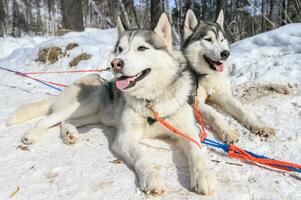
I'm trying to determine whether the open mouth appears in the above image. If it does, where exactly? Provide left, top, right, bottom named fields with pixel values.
left=115, top=68, right=151, bottom=90
left=204, top=55, right=224, bottom=72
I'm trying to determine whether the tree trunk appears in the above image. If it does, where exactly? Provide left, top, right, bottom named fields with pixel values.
left=0, top=0, right=5, bottom=36
left=281, top=0, right=287, bottom=25
left=121, top=0, right=138, bottom=28
left=216, top=0, right=225, bottom=20
left=150, top=0, right=162, bottom=28
left=202, top=0, right=207, bottom=19
left=261, top=0, right=265, bottom=32
left=185, top=0, right=194, bottom=10
left=269, top=0, right=274, bottom=21
left=61, top=0, right=84, bottom=31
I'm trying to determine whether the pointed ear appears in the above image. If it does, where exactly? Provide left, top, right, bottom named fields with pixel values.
left=184, top=9, right=198, bottom=40
left=216, top=10, right=224, bottom=29
left=116, top=16, right=125, bottom=37
left=154, top=13, right=172, bottom=47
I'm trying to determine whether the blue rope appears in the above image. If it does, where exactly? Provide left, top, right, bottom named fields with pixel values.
left=0, top=66, right=62, bottom=91
left=202, top=138, right=301, bottom=173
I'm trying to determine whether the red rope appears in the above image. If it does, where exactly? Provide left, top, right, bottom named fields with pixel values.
left=14, top=67, right=109, bottom=88
left=23, top=68, right=108, bottom=75
left=16, top=73, right=67, bottom=87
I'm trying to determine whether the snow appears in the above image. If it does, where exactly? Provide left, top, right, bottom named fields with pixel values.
left=230, top=24, right=301, bottom=88
left=0, top=25, right=301, bottom=200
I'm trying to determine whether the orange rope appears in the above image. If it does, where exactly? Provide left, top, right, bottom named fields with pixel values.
left=151, top=98, right=301, bottom=173
left=193, top=98, right=207, bottom=141
left=151, top=110, right=202, bottom=149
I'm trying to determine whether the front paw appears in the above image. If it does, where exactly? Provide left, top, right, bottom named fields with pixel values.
left=21, top=129, right=42, bottom=145
left=140, top=170, right=166, bottom=195
left=250, top=124, right=275, bottom=137
left=221, top=130, right=240, bottom=144
left=60, top=123, right=79, bottom=145
left=191, top=168, right=216, bottom=195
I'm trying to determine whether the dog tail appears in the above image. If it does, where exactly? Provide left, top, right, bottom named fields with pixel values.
left=6, top=99, right=52, bottom=126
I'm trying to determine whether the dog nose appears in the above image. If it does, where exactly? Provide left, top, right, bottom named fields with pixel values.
left=221, top=50, right=230, bottom=60
left=111, top=58, right=124, bottom=72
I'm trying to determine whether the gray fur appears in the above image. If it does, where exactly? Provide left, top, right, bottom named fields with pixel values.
left=183, top=22, right=224, bottom=48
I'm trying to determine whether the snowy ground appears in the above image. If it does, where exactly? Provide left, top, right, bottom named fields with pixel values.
left=0, top=25, right=300, bottom=200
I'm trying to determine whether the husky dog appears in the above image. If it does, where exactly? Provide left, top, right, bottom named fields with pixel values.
left=110, top=13, right=215, bottom=195
left=182, top=9, right=275, bottom=143
left=7, top=13, right=216, bottom=195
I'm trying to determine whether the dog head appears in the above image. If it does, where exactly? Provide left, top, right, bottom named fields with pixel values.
left=111, top=13, right=185, bottom=100
left=183, top=9, right=230, bottom=74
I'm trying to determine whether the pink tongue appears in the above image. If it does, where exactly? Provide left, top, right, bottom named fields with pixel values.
left=214, top=63, right=224, bottom=72
left=116, top=76, right=137, bottom=90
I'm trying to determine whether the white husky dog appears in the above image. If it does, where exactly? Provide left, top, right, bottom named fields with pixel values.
left=7, top=13, right=216, bottom=195
left=183, top=9, right=275, bottom=143
left=110, top=13, right=215, bottom=195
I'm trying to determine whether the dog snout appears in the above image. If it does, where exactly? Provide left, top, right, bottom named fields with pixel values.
left=111, top=58, right=124, bottom=72
left=221, top=50, right=230, bottom=60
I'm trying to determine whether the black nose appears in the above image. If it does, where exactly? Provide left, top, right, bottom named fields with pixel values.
left=221, top=50, right=230, bottom=60
left=111, top=58, right=124, bottom=73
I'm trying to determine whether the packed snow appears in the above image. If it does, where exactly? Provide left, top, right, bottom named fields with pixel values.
left=0, top=25, right=300, bottom=200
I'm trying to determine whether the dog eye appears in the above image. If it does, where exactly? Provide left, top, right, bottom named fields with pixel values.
left=137, top=46, right=148, bottom=51
left=204, top=38, right=212, bottom=42
left=221, top=39, right=224, bottom=42
left=117, top=46, right=123, bottom=53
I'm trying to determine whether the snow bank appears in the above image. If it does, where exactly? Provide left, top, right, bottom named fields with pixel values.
left=0, top=25, right=300, bottom=200
left=230, top=24, right=301, bottom=88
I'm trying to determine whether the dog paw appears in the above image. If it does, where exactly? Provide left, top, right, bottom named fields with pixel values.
left=140, top=170, right=166, bottom=195
left=191, top=168, right=216, bottom=195
left=250, top=125, right=275, bottom=137
left=21, top=132, right=39, bottom=145
left=221, top=130, right=239, bottom=144
left=61, top=123, right=79, bottom=145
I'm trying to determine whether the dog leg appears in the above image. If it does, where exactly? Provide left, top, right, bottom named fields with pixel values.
left=214, top=95, right=275, bottom=137
left=199, top=102, right=240, bottom=143
left=21, top=107, right=77, bottom=144
left=197, top=86, right=239, bottom=143
left=60, top=112, right=103, bottom=145
left=175, top=105, right=216, bottom=195
left=112, top=109, right=166, bottom=195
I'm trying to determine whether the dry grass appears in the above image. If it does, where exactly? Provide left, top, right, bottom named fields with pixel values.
left=236, top=83, right=300, bottom=103
left=36, top=46, right=64, bottom=64
left=69, top=53, right=92, bottom=67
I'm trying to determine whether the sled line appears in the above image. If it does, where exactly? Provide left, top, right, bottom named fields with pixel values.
left=150, top=98, right=301, bottom=174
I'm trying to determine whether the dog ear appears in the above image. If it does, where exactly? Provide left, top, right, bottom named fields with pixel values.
left=184, top=9, right=198, bottom=40
left=116, top=16, right=125, bottom=37
left=216, top=10, right=224, bottom=29
left=154, top=12, right=172, bottom=47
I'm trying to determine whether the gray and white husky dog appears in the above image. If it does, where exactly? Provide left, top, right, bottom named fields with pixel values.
left=183, top=9, right=275, bottom=143
left=7, top=13, right=216, bottom=195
